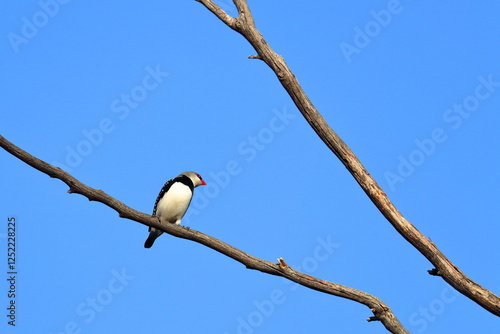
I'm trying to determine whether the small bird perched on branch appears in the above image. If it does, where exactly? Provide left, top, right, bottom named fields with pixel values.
left=144, top=171, right=206, bottom=248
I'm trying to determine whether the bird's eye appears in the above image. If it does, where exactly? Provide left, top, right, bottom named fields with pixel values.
left=196, top=174, right=203, bottom=180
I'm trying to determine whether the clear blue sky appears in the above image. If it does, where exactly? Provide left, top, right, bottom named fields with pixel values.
left=1, top=1, right=500, bottom=333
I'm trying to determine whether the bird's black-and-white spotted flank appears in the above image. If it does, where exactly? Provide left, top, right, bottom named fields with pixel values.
left=144, top=171, right=206, bottom=248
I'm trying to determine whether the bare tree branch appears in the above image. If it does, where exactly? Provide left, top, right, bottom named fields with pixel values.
left=195, top=0, right=500, bottom=316
left=0, top=134, right=410, bottom=333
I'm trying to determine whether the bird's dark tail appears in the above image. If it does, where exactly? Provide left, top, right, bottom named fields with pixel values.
left=144, top=235, right=155, bottom=248
left=144, top=228, right=161, bottom=248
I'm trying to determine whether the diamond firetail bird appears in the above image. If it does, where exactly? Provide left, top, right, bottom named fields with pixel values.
left=144, top=171, right=206, bottom=248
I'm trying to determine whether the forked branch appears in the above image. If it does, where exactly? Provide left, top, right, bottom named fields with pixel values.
left=0, top=135, right=409, bottom=333
left=195, top=0, right=500, bottom=316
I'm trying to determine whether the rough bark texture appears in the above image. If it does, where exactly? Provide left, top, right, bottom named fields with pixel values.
left=0, top=134, right=408, bottom=333
left=2, top=1, right=499, bottom=332
left=195, top=0, right=500, bottom=317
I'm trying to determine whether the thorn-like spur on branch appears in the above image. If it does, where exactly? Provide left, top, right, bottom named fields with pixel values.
left=0, top=134, right=408, bottom=334
left=277, top=257, right=289, bottom=269
left=428, top=268, right=441, bottom=276
left=196, top=0, right=500, bottom=318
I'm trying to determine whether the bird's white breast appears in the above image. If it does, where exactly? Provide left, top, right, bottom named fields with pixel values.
left=156, top=182, right=193, bottom=224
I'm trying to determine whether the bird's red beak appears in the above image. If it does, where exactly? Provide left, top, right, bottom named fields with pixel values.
left=200, top=180, right=207, bottom=186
